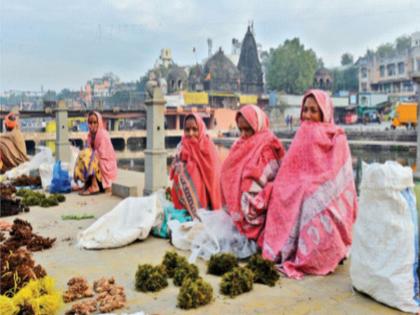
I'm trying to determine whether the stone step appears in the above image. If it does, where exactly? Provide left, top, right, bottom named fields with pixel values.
left=111, top=169, right=145, bottom=198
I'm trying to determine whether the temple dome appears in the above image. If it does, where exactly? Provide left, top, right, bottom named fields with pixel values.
left=202, top=48, right=240, bottom=92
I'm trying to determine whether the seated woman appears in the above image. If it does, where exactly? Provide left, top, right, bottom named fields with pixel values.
left=74, top=111, right=117, bottom=195
left=0, top=113, right=29, bottom=173
left=170, top=113, right=222, bottom=218
left=78, top=113, right=222, bottom=249
left=262, top=89, right=358, bottom=279
left=220, top=105, right=285, bottom=246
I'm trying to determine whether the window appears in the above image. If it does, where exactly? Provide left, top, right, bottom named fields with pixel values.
left=398, top=62, right=405, bottom=74
left=417, top=59, right=420, bottom=71
left=361, top=68, right=368, bottom=78
left=361, top=83, right=367, bottom=92
left=380, top=65, right=385, bottom=77
left=393, top=82, right=401, bottom=93
left=403, top=81, right=414, bottom=92
left=387, top=64, right=395, bottom=76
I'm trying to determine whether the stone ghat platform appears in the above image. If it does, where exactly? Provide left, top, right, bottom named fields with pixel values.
left=0, top=170, right=406, bottom=315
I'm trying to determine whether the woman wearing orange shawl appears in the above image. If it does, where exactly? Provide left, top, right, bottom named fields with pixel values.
left=0, top=113, right=29, bottom=173
left=220, top=105, right=285, bottom=245
left=170, top=113, right=222, bottom=218
left=262, top=89, right=358, bottom=279
left=74, top=111, right=117, bottom=195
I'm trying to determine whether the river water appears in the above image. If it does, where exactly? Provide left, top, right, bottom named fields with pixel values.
left=117, top=143, right=416, bottom=193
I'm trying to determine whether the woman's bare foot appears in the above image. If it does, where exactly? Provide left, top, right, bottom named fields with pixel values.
left=72, top=185, right=82, bottom=192
left=78, top=190, right=91, bottom=196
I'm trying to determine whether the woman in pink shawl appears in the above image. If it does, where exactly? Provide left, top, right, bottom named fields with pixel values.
left=74, top=111, right=117, bottom=195
left=170, top=113, right=222, bottom=218
left=262, top=89, right=358, bottom=279
left=221, top=105, right=285, bottom=246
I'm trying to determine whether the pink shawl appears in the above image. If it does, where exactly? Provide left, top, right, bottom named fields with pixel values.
left=87, top=111, right=117, bottom=188
left=221, top=105, right=285, bottom=243
left=170, top=113, right=222, bottom=218
left=262, top=89, right=358, bottom=279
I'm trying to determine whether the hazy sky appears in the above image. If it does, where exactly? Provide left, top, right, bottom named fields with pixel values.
left=1, top=0, right=420, bottom=91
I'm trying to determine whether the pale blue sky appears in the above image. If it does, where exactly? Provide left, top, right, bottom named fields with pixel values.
left=1, top=0, right=419, bottom=91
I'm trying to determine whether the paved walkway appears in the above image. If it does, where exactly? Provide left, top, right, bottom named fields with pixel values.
left=1, top=172, right=405, bottom=315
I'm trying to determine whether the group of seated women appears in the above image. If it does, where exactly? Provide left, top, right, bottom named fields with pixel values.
left=75, top=89, right=357, bottom=279
left=168, top=89, right=357, bottom=279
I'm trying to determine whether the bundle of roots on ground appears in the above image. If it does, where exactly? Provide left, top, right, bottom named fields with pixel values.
left=0, top=183, right=17, bottom=197
left=207, top=253, right=239, bottom=276
left=0, top=197, right=29, bottom=217
left=0, top=276, right=62, bottom=315
left=65, top=299, right=97, bottom=315
left=0, top=184, right=29, bottom=217
left=0, top=246, right=47, bottom=297
left=12, top=175, right=42, bottom=187
left=135, top=264, right=168, bottom=292
left=246, top=254, right=279, bottom=286
left=62, top=277, right=94, bottom=303
left=173, top=263, right=200, bottom=287
left=2, top=219, right=56, bottom=252
left=93, top=277, right=126, bottom=313
left=220, top=267, right=254, bottom=298
left=17, top=189, right=65, bottom=208
left=177, top=277, right=213, bottom=310
left=161, top=251, right=188, bottom=278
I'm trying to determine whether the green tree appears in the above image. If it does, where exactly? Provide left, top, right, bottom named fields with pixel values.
left=376, top=43, right=394, bottom=58
left=43, top=90, right=57, bottom=102
left=109, top=90, right=130, bottom=105
left=265, top=38, right=318, bottom=94
left=137, top=74, right=148, bottom=92
left=331, top=66, right=358, bottom=93
left=395, top=35, right=411, bottom=52
left=341, top=53, right=354, bottom=66
left=57, top=88, right=73, bottom=100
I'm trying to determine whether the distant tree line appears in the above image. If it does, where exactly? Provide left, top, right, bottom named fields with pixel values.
left=263, top=38, right=358, bottom=95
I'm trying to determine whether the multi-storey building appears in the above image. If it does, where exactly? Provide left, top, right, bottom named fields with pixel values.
left=357, top=32, right=420, bottom=99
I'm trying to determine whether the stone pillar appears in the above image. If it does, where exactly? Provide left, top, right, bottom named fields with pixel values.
left=175, top=114, right=180, bottom=130
left=55, top=100, right=71, bottom=163
left=143, top=84, right=167, bottom=195
left=413, top=72, right=420, bottom=182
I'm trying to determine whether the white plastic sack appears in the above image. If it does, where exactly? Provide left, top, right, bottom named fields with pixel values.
left=78, top=191, right=165, bottom=249
left=68, top=145, right=80, bottom=177
left=39, top=163, right=53, bottom=190
left=167, top=220, right=204, bottom=251
left=350, top=161, right=420, bottom=313
left=169, top=209, right=257, bottom=263
left=5, top=146, right=54, bottom=179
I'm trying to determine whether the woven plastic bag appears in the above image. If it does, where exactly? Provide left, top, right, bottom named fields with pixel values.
left=350, top=161, right=420, bottom=313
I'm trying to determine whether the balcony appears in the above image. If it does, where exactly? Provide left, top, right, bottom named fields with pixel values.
left=411, top=71, right=420, bottom=83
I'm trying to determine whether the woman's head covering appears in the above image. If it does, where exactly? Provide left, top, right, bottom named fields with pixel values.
left=301, top=89, right=334, bottom=123
left=88, top=111, right=105, bottom=130
left=236, top=104, right=270, bottom=133
left=5, top=113, right=17, bottom=130
left=183, top=113, right=207, bottom=141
